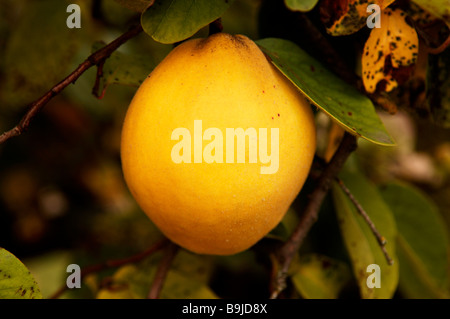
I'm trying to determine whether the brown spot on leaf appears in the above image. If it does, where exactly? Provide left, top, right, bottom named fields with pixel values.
left=362, top=8, right=418, bottom=93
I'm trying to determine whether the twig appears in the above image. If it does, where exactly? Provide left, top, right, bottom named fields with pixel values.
left=147, top=242, right=179, bottom=299
left=270, top=132, right=358, bottom=299
left=0, top=23, right=143, bottom=145
left=335, top=177, right=394, bottom=265
left=50, top=238, right=168, bottom=299
left=92, top=59, right=106, bottom=99
left=427, top=34, right=450, bottom=55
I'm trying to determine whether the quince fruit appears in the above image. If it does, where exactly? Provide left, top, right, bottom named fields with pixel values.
left=121, top=33, right=316, bottom=255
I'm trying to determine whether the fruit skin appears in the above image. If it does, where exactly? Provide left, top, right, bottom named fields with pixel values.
left=120, top=33, right=316, bottom=255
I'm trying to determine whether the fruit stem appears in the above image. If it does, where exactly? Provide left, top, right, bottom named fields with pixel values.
left=209, top=18, right=223, bottom=36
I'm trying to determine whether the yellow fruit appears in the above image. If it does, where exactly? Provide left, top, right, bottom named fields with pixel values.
left=120, top=33, right=316, bottom=255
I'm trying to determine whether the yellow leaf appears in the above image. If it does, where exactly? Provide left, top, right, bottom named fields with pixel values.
left=362, top=8, right=419, bottom=94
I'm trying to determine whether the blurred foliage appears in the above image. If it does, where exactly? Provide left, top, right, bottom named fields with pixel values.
left=0, top=0, right=449, bottom=299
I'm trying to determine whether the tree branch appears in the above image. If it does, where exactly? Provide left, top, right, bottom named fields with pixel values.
left=50, top=238, right=168, bottom=299
left=147, top=242, right=179, bottom=299
left=270, top=131, right=358, bottom=299
left=0, top=23, right=143, bottom=145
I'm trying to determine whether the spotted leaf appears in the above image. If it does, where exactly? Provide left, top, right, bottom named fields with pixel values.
left=362, top=8, right=419, bottom=94
left=320, top=0, right=395, bottom=36
left=411, top=0, right=450, bottom=27
left=0, top=248, right=42, bottom=299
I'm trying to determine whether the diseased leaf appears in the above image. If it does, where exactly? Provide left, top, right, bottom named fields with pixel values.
left=292, top=254, right=352, bottom=299
left=411, top=0, right=450, bottom=26
left=407, top=2, right=442, bottom=27
left=256, top=38, right=395, bottom=146
left=91, top=42, right=161, bottom=96
left=284, top=0, right=319, bottom=12
left=0, top=248, right=42, bottom=299
left=320, top=0, right=395, bottom=36
left=141, top=0, right=235, bottom=44
left=380, top=182, right=450, bottom=298
left=332, top=167, right=398, bottom=298
left=362, top=8, right=419, bottom=94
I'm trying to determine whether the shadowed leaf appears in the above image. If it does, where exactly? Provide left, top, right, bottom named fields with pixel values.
left=141, top=0, right=235, bottom=44
left=380, top=182, right=450, bottom=298
left=411, top=0, right=450, bottom=26
left=292, top=254, right=352, bottom=299
left=332, top=166, right=398, bottom=298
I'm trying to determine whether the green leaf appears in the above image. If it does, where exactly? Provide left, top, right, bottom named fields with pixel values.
left=0, top=248, right=42, bottom=299
left=284, top=0, right=319, bottom=12
left=380, top=182, right=450, bottom=298
left=141, top=0, right=235, bottom=44
left=332, top=168, right=398, bottom=298
left=292, top=254, right=352, bottom=299
left=256, top=38, right=394, bottom=146
left=411, top=0, right=450, bottom=26
left=91, top=42, right=161, bottom=95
